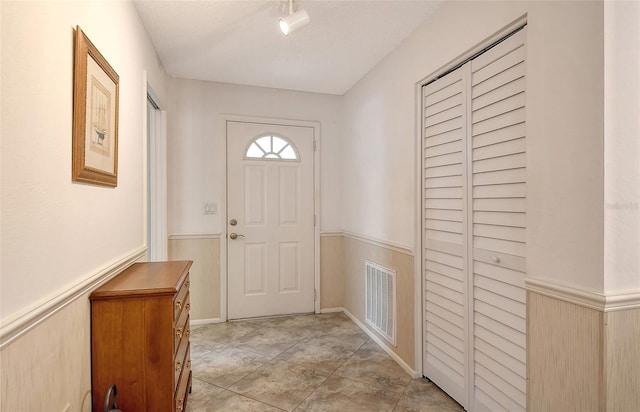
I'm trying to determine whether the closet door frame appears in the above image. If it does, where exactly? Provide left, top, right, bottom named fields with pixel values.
left=413, top=13, right=528, bottom=407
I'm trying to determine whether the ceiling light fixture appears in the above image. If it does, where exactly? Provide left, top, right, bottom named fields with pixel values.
left=279, top=0, right=310, bottom=36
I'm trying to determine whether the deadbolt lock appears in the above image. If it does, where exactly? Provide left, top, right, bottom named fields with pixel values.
left=229, top=218, right=237, bottom=226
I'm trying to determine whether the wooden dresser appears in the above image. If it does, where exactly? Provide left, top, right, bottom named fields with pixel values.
left=90, top=261, right=193, bottom=412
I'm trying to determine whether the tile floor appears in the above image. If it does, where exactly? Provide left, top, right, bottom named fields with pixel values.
left=186, top=312, right=463, bottom=412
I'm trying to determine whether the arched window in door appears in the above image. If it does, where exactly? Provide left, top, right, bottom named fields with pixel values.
left=245, top=134, right=299, bottom=160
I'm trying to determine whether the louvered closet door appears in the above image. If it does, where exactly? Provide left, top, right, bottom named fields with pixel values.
left=423, top=26, right=527, bottom=412
left=422, top=64, right=470, bottom=408
left=470, top=28, right=527, bottom=412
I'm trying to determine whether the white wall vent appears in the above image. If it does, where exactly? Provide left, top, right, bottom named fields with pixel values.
left=365, top=260, right=396, bottom=346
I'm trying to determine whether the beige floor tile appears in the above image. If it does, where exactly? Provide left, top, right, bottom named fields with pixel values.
left=192, top=346, right=271, bottom=388
left=335, top=339, right=412, bottom=393
left=294, top=375, right=402, bottom=412
left=393, top=379, right=464, bottom=412
left=186, top=378, right=225, bottom=411
left=228, top=360, right=329, bottom=411
left=191, top=321, right=259, bottom=345
left=232, top=326, right=300, bottom=358
left=272, top=333, right=364, bottom=375
left=189, top=389, right=285, bottom=412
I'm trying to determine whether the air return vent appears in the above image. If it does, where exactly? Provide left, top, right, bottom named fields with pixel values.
left=365, top=260, right=396, bottom=345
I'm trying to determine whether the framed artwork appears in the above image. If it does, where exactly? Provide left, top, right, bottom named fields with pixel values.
left=72, top=26, right=119, bottom=187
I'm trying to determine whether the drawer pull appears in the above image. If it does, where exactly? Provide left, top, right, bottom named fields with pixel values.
left=186, top=329, right=190, bottom=338
left=185, top=303, right=191, bottom=311
left=186, top=360, right=191, bottom=369
left=175, top=300, right=182, bottom=311
left=176, top=360, right=182, bottom=372
left=176, top=328, right=183, bottom=339
left=177, top=399, right=184, bottom=412
left=185, top=280, right=190, bottom=288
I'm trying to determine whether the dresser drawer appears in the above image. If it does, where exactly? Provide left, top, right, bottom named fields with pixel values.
left=174, top=293, right=190, bottom=350
left=175, top=344, right=191, bottom=412
left=174, top=275, right=190, bottom=321
left=174, top=318, right=190, bottom=388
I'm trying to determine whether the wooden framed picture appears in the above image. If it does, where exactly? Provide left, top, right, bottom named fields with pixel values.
left=72, top=26, right=119, bottom=187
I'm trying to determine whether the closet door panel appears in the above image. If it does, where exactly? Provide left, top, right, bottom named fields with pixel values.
left=423, top=26, right=527, bottom=412
left=473, top=182, right=526, bottom=199
left=474, top=211, right=526, bottom=229
left=423, top=65, right=469, bottom=408
left=472, top=92, right=526, bottom=123
left=473, top=152, right=526, bottom=173
left=425, top=128, right=463, bottom=148
left=473, top=138, right=526, bottom=161
left=472, top=123, right=525, bottom=149
left=425, top=208, right=463, bottom=222
left=475, top=315, right=527, bottom=353
left=473, top=198, right=525, bottom=213
left=471, top=27, right=527, bottom=412
left=426, top=140, right=463, bottom=158
left=472, top=107, right=525, bottom=136
left=473, top=77, right=526, bottom=111
left=472, top=63, right=525, bottom=100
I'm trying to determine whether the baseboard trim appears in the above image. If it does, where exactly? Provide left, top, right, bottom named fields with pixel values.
left=190, top=318, right=223, bottom=326
left=525, top=277, right=640, bottom=312
left=341, top=308, right=420, bottom=379
left=0, top=247, right=147, bottom=349
left=319, top=307, right=344, bottom=314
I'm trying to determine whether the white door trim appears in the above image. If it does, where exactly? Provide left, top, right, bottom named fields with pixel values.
left=220, top=114, right=321, bottom=321
left=144, top=75, right=168, bottom=261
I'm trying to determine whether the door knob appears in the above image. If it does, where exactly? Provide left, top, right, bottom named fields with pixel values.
left=229, top=233, right=245, bottom=240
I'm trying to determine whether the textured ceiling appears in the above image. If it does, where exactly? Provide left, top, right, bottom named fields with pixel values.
left=134, top=0, right=442, bottom=95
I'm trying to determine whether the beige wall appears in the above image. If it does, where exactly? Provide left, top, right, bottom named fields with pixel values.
left=1, top=296, right=93, bottom=412
left=527, top=292, right=605, bottom=411
left=604, top=308, right=640, bottom=411
left=320, top=235, right=345, bottom=310
left=604, top=0, right=640, bottom=292
left=1, top=1, right=167, bottom=410
left=1, top=0, right=167, bottom=322
left=528, top=292, right=640, bottom=411
left=168, top=237, right=221, bottom=321
left=342, top=235, right=415, bottom=367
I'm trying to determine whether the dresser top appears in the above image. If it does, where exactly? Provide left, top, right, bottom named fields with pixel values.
left=90, top=261, right=193, bottom=300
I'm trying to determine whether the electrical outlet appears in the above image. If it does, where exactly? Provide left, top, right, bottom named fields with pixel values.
left=62, top=403, right=71, bottom=412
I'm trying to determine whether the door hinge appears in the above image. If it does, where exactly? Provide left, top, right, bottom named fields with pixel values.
left=314, top=289, right=317, bottom=301
left=314, top=214, right=316, bottom=226
left=313, top=140, right=317, bottom=152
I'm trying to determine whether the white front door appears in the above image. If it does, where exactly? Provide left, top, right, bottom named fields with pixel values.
left=227, top=121, right=315, bottom=319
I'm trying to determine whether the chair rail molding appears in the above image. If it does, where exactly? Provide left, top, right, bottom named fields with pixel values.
left=525, top=276, right=640, bottom=312
left=168, top=233, right=222, bottom=240
left=0, top=247, right=147, bottom=348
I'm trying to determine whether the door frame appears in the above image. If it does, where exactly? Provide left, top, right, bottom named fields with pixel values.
left=220, top=114, right=321, bottom=321
left=143, top=76, right=168, bottom=261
